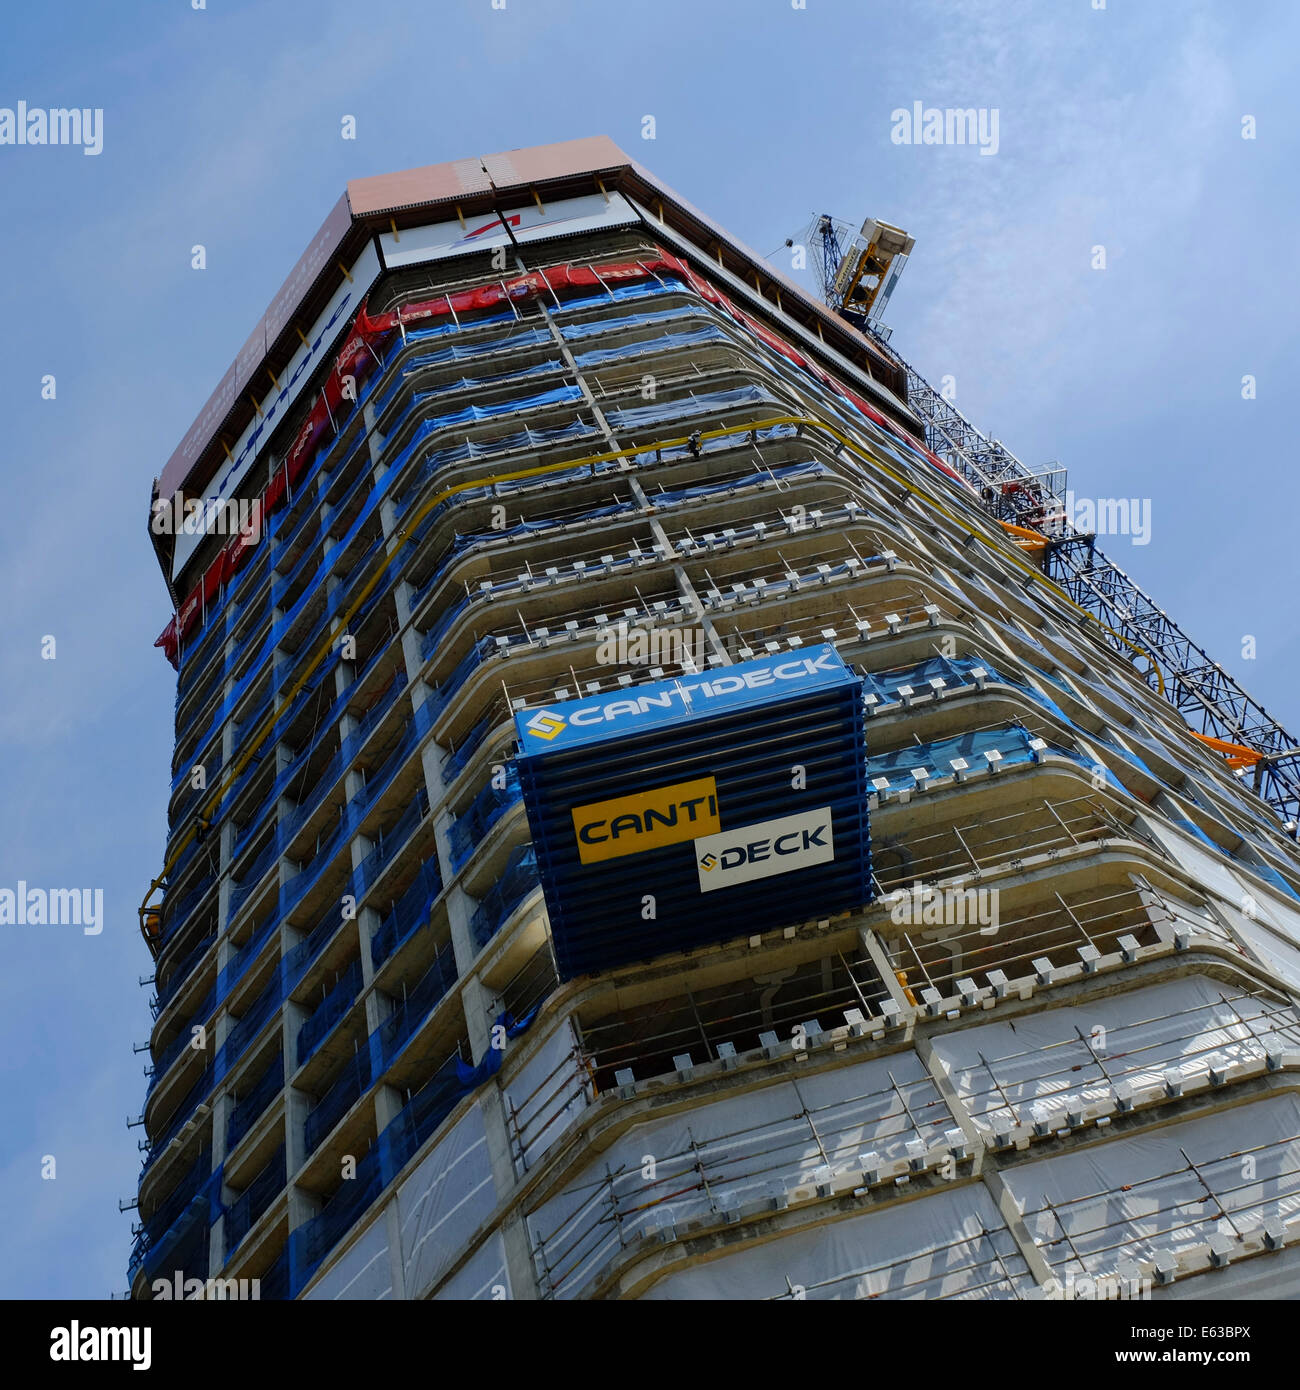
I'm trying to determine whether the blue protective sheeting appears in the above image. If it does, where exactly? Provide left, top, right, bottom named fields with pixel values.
left=605, top=384, right=776, bottom=431
left=469, top=844, right=539, bottom=948
left=1171, top=814, right=1300, bottom=901
left=860, top=656, right=1157, bottom=786
left=370, top=328, right=555, bottom=418
left=572, top=324, right=727, bottom=369
left=649, top=459, right=826, bottom=508
left=449, top=766, right=522, bottom=870
left=560, top=303, right=702, bottom=342
left=443, top=716, right=492, bottom=786
left=861, top=655, right=990, bottom=706
left=864, top=725, right=1101, bottom=792
left=454, top=1008, right=539, bottom=1088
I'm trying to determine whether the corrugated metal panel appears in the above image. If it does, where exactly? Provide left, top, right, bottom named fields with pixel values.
left=516, top=647, right=870, bottom=980
left=480, top=136, right=629, bottom=191
left=158, top=192, right=354, bottom=501
left=159, top=142, right=630, bottom=503
left=153, top=133, right=904, bottom=529
left=347, top=158, right=494, bottom=217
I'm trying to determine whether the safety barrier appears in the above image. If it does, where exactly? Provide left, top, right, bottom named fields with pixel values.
left=212, top=970, right=283, bottom=1082
left=147, top=986, right=216, bottom=1096
left=215, top=911, right=280, bottom=1001
left=297, top=959, right=365, bottom=1067
left=442, top=715, right=493, bottom=787
left=375, top=1052, right=465, bottom=1180
left=933, top=978, right=1300, bottom=1134
left=304, top=1053, right=372, bottom=1156
left=374, top=941, right=458, bottom=1073
left=1006, top=1094, right=1300, bottom=1289
left=283, top=904, right=346, bottom=985
left=354, top=789, right=432, bottom=903
left=143, top=1063, right=215, bottom=1171
left=863, top=724, right=1094, bottom=796
left=154, top=933, right=217, bottom=1016
left=135, top=1145, right=213, bottom=1265
left=449, top=766, right=521, bottom=870
left=139, top=1196, right=213, bottom=1288
left=160, top=872, right=217, bottom=948
left=529, top=1045, right=956, bottom=1298
left=369, top=854, right=443, bottom=970
left=469, top=845, right=539, bottom=950
left=227, top=1052, right=284, bottom=1152
left=223, top=1143, right=287, bottom=1256
left=871, top=792, right=1146, bottom=894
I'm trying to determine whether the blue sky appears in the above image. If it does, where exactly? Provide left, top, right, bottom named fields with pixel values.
left=0, top=0, right=1295, bottom=1297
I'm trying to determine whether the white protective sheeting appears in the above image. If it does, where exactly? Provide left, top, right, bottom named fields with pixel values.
left=503, top=1018, right=590, bottom=1175
left=304, top=1214, right=393, bottom=1300
left=433, top=1230, right=511, bottom=1301
left=528, top=1047, right=955, bottom=1298
left=641, top=1182, right=1031, bottom=1300
left=1002, top=1094, right=1300, bottom=1277
left=395, top=1101, right=497, bottom=1297
left=1149, top=818, right=1248, bottom=911
left=1147, top=816, right=1299, bottom=934
left=930, top=974, right=1299, bottom=1130
left=1226, top=908, right=1300, bottom=994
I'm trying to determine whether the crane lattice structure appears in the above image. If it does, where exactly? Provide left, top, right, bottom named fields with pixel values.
left=878, top=334, right=1300, bottom=831
left=806, top=214, right=1300, bottom=830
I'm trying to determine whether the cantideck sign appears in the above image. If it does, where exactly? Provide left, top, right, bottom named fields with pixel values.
left=516, top=646, right=871, bottom=979
left=523, top=651, right=848, bottom=750
left=695, top=807, right=834, bottom=892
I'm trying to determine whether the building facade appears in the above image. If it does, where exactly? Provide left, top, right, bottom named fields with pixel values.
left=132, top=137, right=1300, bottom=1302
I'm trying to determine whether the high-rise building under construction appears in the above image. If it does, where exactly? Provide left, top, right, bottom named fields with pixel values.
left=133, top=136, right=1300, bottom=1302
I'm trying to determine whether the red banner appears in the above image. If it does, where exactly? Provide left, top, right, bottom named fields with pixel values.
left=155, top=247, right=963, bottom=671
left=155, top=254, right=690, bottom=667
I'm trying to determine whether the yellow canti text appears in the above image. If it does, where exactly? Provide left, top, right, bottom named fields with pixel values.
left=571, top=777, right=721, bottom=865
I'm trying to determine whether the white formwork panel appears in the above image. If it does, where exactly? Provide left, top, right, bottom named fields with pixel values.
left=528, top=1047, right=954, bottom=1299
left=639, top=1182, right=1032, bottom=1301
left=395, top=1101, right=496, bottom=1297
left=503, top=1018, right=590, bottom=1175
left=304, top=1215, right=393, bottom=1300
left=1001, top=1093, right=1300, bottom=1278
left=433, top=1229, right=511, bottom=1301
left=930, top=974, right=1297, bottom=1129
